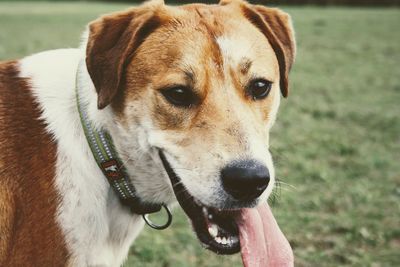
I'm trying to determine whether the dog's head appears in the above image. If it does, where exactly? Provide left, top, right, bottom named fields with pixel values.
left=85, top=0, right=295, bottom=257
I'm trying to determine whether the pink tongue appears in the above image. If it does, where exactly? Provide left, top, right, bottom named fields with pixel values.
left=236, top=204, right=294, bottom=267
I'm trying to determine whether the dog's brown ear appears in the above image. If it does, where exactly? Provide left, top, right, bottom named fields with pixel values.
left=86, top=5, right=162, bottom=109
left=240, top=4, right=296, bottom=97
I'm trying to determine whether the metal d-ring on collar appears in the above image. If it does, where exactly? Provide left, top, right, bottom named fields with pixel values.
left=75, top=60, right=172, bottom=230
left=142, top=205, right=173, bottom=230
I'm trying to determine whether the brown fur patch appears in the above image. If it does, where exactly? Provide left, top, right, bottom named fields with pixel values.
left=192, top=6, right=225, bottom=72
left=0, top=61, right=69, bottom=266
left=0, top=179, right=16, bottom=267
left=86, top=7, right=163, bottom=109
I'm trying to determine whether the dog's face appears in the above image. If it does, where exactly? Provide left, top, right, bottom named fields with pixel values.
left=121, top=7, right=282, bottom=209
left=86, top=0, right=295, bottom=255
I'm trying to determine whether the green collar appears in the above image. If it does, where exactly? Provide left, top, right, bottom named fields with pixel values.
left=75, top=62, right=171, bottom=227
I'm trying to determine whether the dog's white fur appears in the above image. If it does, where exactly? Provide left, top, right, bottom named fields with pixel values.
left=18, top=31, right=279, bottom=266
left=19, top=48, right=141, bottom=266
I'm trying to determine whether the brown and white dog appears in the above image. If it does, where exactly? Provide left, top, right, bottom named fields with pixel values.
left=0, top=0, right=296, bottom=266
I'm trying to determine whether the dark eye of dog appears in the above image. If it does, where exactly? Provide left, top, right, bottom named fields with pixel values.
left=161, top=86, right=197, bottom=108
left=247, top=79, right=272, bottom=100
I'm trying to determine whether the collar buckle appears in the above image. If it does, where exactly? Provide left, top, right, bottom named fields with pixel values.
left=142, top=205, right=173, bottom=230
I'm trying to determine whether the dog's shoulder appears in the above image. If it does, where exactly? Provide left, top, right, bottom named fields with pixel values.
left=0, top=57, right=70, bottom=266
left=0, top=60, right=30, bottom=183
left=0, top=60, right=22, bottom=108
left=0, top=61, right=26, bottom=254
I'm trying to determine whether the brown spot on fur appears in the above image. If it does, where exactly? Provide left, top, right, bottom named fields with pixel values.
left=239, top=58, right=252, bottom=75
left=0, top=61, right=69, bottom=266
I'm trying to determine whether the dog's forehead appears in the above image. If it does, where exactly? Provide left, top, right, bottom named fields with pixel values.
left=124, top=3, right=280, bottom=109
left=148, top=4, right=278, bottom=79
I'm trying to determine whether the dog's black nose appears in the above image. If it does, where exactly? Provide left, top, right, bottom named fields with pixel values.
left=221, top=160, right=270, bottom=201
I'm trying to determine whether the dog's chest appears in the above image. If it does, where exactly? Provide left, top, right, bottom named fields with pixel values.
left=53, top=135, right=146, bottom=267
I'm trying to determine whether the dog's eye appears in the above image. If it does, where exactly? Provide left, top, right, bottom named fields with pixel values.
left=247, top=79, right=272, bottom=100
left=161, top=86, right=197, bottom=108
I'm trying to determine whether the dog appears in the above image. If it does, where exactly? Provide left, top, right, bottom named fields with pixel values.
left=0, top=0, right=296, bottom=266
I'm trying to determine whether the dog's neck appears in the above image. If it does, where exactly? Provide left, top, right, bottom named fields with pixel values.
left=77, top=32, right=174, bottom=203
left=76, top=59, right=166, bottom=215
left=75, top=51, right=174, bottom=205
left=20, top=48, right=146, bottom=266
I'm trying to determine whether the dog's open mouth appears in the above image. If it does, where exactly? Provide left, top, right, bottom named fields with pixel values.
left=159, top=150, right=240, bottom=254
left=159, top=151, right=292, bottom=267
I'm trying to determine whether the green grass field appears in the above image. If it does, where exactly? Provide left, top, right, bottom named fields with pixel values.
left=1, top=2, right=399, bottom=266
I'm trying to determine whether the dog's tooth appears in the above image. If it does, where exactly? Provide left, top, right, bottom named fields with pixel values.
left=215, top=237, right=222, bottom=243
left=231, top=236, right=239, bottom=244
left=208, top=224, right=218, bottom=237
left=221, top=237, right=227, bottom=245
left=208, top=213, right=213, bottom=220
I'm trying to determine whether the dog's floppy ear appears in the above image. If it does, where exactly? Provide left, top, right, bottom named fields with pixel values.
left=239, top=3, right=296, bottom=97
left=86, top=4, right=162, bottom=109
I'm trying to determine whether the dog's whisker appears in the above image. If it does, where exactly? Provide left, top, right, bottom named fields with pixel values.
left=275, top=179, right=297, bottom=191
left=268, top=178, right=283, bottom=204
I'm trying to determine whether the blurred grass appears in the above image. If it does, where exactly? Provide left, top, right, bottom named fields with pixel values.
left=1, top=2, right=399, bottom=266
